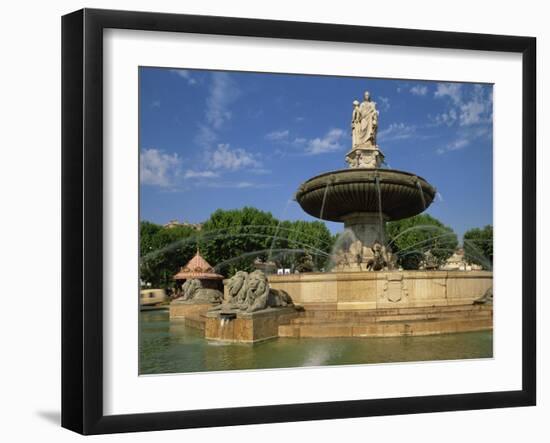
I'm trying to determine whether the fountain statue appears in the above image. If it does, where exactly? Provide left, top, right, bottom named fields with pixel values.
left=295, top=252, right=315, bottom=273
left=346, top=91, right=384, bottom=169
left=205, top=270, right=297, bottom=342
left=332, top=238, right=397, bottom=272
left=296, top=90, right=437, bottom=271
left=419, top=250, right=439, bottom=270
left=180, top=278, right=223, bottom=303
left=211, top=270, right=294, bottom=313
left=474, top=287, right=493, bottom=305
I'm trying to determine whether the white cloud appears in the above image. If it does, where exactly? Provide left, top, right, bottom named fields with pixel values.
left=170, top=69, right=197, bottom=85
left=195, top=124, right=217, bottom=150
left=434, top=83, right=492, bottom=128
left=211, top=143, right=261, bottom=170
left=459, top=86, right=492, bottom=126
left=205, top=72, right=240, bottom=130
left=193, top=73, right=241, bottom=151
left=378, top=96, right=390, bottom=111
left=305, top=128, right=345, bottom=155
left=235, top=182, right=255, bottom=188
left=204, top=180, right=277, bottom=189
left=292, top=137, right=307, bottom=145
left=140, top=148, right=181, bottom=187
left=378, top=123, right=417, bottom=141
left=435, top=83, right=462, bottom=104
left=436, top=124, right=492, bottom=155
left=446, top=139, right=470, bottom=151
left=265, top=129, right=290, bottom=141
left=434, top=108, right=458, bottom=126
left=184, top=170, right=219, bottom=179
left=459, top=100, right=487, bottom=126
left=436, top=139, right=469, bottom=155
left=410, top=85, right=428, bottom=96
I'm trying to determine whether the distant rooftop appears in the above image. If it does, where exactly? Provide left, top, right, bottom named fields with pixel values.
left=164, top=219, right=203, bottom=230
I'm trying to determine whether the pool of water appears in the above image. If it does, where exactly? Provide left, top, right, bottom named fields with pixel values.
left=139, top=310, right=493, bottom=375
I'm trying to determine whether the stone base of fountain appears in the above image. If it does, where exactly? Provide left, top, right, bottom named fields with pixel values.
left=170, top=272, right=492, bottom=340
left=269, top=270, right=492, bottom=311
left=342, top=212, right=387, bottom=246
left=205, top=307, right=299, bottom=343
left=271, top=270, right=493, bottom=338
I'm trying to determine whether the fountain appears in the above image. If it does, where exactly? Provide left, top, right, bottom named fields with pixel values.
left=170, top=89, right=493, bottom=342
left=268, top=90, right=493, bottom=331
left=295, top=90, right=436, bottom=267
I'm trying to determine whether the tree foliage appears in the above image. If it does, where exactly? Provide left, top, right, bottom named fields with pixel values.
left=140, top=222, right=199, bottom=288
left=387, top=214, right=458, bottom=270
left=139, top=207, right=335, bottom=287
left=463, top=225, right=493, bottom=269
left=200, top=207, right=279, bottom=276
left=276, top=220, right=334, bottom=270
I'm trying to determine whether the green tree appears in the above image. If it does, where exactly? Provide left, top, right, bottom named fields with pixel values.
left=198, top=207, right=335, bottom=275
left=139, top=208, right=336, bottom=282
left=387, top=214, right=458, bottom=270
left=463, top=225, right=493, bottom=269
left=283, top=220, right=333, bottom=271
left=200, top=207, right=279, bottom=276
left=140, top=222, right=199, bottom=288
left=140, top=221, right=162, bottom=258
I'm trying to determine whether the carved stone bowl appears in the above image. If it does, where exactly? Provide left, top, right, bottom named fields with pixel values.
left=295, top=168, right=436, bottom=222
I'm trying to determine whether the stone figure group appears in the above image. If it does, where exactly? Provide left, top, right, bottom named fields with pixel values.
left=295, top=252, right=315, bottom=273
left=212, top=270, right=294, bottom=313
left=178, top=278, right=223, bottom=304
left=419, top=250, right=439, bottom=270
left=474, top=287, right=493, bottom=305
left=333, top=239, right=397, bottom=272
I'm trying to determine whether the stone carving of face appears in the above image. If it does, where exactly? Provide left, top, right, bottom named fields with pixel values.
left=364, top=91, right=370, bottom=101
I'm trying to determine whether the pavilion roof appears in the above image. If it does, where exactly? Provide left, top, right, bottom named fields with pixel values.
left=173, top=250, right=223, bottom=280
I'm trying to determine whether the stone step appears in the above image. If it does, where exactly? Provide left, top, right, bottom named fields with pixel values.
left=298, top=305, right=491, bottom=321
left=288, top=315, right=491, bottom=328
left=289, top=309, right=492, bottom=325
left=278, top=317, right=492, bottom=338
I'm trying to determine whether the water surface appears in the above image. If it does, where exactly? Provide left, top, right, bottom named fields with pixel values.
left=139, top=310, right=493, bottom=375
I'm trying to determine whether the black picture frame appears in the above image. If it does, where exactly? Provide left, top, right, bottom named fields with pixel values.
left=61, top=8, right=536, bottom=435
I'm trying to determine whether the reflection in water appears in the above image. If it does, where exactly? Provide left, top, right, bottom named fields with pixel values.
left=139, top=310, right=493, bottom=375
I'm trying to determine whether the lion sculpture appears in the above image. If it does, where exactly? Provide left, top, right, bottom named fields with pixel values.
left=215, top=270, right=294, bottom=313
left=179, top=278, right=223, bottom=304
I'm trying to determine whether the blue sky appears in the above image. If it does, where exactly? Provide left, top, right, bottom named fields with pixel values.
left=139, top=67, right=493, bottom=240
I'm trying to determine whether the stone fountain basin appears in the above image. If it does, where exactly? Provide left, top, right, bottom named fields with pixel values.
left=295, top=168, right=436, bottom=222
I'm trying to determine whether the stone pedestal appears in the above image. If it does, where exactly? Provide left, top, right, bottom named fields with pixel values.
left=205, top=307, right=298, bottom=343
left=345, top=146, right=384, bottom=169
left=342, top=212, right=387, bottom=246
left=169, top=300, right=216, bottom=320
